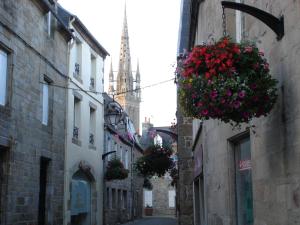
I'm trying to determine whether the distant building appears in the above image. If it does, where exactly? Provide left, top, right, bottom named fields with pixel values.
left=140, top=118, right=177, bottom=218
left=0, top=0, right=72, bottom=224
left=58, top=5, right=109, bottom=225
left=103, top=93, right=144, bottom=225
left=108, top=7, right=141, bottom=133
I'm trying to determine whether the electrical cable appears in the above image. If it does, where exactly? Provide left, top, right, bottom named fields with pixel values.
left=39, top=77, right=175, bottom=96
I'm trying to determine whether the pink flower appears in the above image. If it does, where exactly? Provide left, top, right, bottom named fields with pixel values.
left=202, top=109, right=209, bottom=116
left=244, top=46, right=253, bottom=53
left=238, top=91, right=246, bottom=98
left=197, top=101, right=203, bottom=107
left=233, top=101, right=241, bottom=109
left=192, top=93, right=197, bottom=99
left=226, top=89, right=232, bottom=96
left=243, top=112, right=250, bottom=118
left=210, top=90, right=218, bottom=99
left=250, top=83, right=257, bottom=90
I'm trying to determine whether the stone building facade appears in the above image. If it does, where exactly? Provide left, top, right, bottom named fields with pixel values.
left=140, top=119, right=177, bottom=218
left=103, top=93, right=144, bottom=225
left=176, top=0, right=195, bottom=224
left=58, top=5, right=109, bottom=225
left=0, top=0, right=72, bottom=224
left=178, top=0, right=300, bottom=225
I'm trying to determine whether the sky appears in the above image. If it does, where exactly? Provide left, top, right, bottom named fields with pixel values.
left=59, top=0, right=181, bottom=129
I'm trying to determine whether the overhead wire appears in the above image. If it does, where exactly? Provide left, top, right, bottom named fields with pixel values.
left=39, top=77, right=175, bottom=96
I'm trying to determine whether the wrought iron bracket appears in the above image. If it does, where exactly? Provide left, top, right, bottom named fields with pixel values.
left=102, top=151, right=116, bottom=160
left=221, top=1, right=284, bottom=40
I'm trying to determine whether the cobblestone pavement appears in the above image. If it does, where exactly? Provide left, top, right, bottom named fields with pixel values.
left=121, top=217, right=177, bottom=225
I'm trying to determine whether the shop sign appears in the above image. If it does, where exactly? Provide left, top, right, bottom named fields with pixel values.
left=239, top=160, right=252, bottom=171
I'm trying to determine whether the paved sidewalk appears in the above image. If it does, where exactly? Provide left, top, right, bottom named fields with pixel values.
left=121, top=217, right=177, bottom=225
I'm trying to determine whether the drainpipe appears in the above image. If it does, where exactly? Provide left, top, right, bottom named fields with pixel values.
left=63, top=17, right=75, bottom=225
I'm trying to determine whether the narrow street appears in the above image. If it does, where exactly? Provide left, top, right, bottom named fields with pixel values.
left=121, top=217, right=177, bottom=225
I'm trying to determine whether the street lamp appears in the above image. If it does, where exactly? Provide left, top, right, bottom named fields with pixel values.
left=105, top=100, right=124, bottom=127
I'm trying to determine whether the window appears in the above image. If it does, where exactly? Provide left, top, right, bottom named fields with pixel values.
left=118, top=189, right=121, bottom=209
left=234, top=137, right=253, bottom=225
left=74, top=42, right=82, bottom=78
left=123, top=190, right=127, bottom=209
left=106, top=188, right=110, bottom=208
left=112, top=189, right=116, bottom=209
left=168, top=190, right=176, bottom=208
left=73, top=96, right=81, bottom=139
left=235, top=0, right=243, bottom=42
left=0, top=49, right=8, bottom=106
left=46, top=11, right=54, bottom=38
left=144, top=190, right=152, bottom=207
left=125, top=150, right=128, bottom=169
left=89, top=107, right=96, bottom=145
left=90, top=55, right=96, bottom=89
left=42, top=81, right=49, bottom=125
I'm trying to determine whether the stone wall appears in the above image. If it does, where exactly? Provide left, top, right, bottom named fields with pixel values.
left=150, top=177, right=176, bottom=217
left=0, top=0, right=69, bottom=224
left=190, top=0, right=300, bottom=224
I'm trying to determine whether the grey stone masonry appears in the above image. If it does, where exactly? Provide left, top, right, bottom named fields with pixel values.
left=0, top=0, right=70, bottom=224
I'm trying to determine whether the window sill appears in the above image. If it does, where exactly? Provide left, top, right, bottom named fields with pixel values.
left=89, top=86, right=96, bottom=92
left=72, top=137, right=82, bottom=146
left=73, top=74, right=83, bottom=84
left=89, top=144, right=96, bottom=150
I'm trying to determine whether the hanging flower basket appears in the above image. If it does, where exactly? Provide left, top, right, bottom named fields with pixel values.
left=177, top=37, right=278, bottom=125
left=105, top=158, right=129, bottom=181
left=135, top=145, right=174, bottom=177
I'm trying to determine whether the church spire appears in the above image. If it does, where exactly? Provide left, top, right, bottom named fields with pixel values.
left=114, top=4, right=141, bottom=134
left=135, top=60, right=141, bottom=100
left=117, top=3, right=133, bottom=94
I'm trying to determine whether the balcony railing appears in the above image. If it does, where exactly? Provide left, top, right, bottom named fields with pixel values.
left=90, top=78, right=95, bottom=89
left=73, top=126, right=79, bottom=139
left=74, top=63, right=80, bottom=76
left=89, top=133, right=95, bottom=145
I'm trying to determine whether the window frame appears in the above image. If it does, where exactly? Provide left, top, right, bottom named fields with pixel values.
left=0, top=44, right=12, bottom=109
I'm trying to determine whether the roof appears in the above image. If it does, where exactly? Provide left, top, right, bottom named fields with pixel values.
left=36, top=0, right=73, bottom=41
left=57, top=4, right=109, bottom=58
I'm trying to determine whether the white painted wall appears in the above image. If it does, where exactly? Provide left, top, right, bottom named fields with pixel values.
left=64, top=23, right=106, bottom=225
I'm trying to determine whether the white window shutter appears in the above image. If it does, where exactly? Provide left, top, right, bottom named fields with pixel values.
left=42, top=83, right=49, bottom=125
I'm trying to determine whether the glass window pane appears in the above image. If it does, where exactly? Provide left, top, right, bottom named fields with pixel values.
left=235, top=138, right=253, bottom=225
left=42, top=83, right=49, bottom=125
left=0, top=50, right=7, bottom=106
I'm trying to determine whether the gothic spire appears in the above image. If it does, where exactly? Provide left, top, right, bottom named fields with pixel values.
left=117, top=3, right=133, bottom=94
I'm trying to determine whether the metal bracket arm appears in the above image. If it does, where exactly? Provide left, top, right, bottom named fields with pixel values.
left=221, top=1, right=284, bottom=40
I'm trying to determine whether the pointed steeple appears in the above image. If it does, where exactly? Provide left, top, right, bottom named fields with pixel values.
left=108, top=60, right=114, bottom=94
left=117, top=3, right=133, bottom=94
left=135, top=60, right=141, bottom=100
left=114, top=3, right=141, bottom=134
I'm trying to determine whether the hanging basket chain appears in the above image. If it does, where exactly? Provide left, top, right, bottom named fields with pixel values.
left=222, top=6, right=227, bottom=37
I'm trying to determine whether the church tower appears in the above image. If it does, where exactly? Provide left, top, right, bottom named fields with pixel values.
left=108, top=6, right=141, bottom=133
